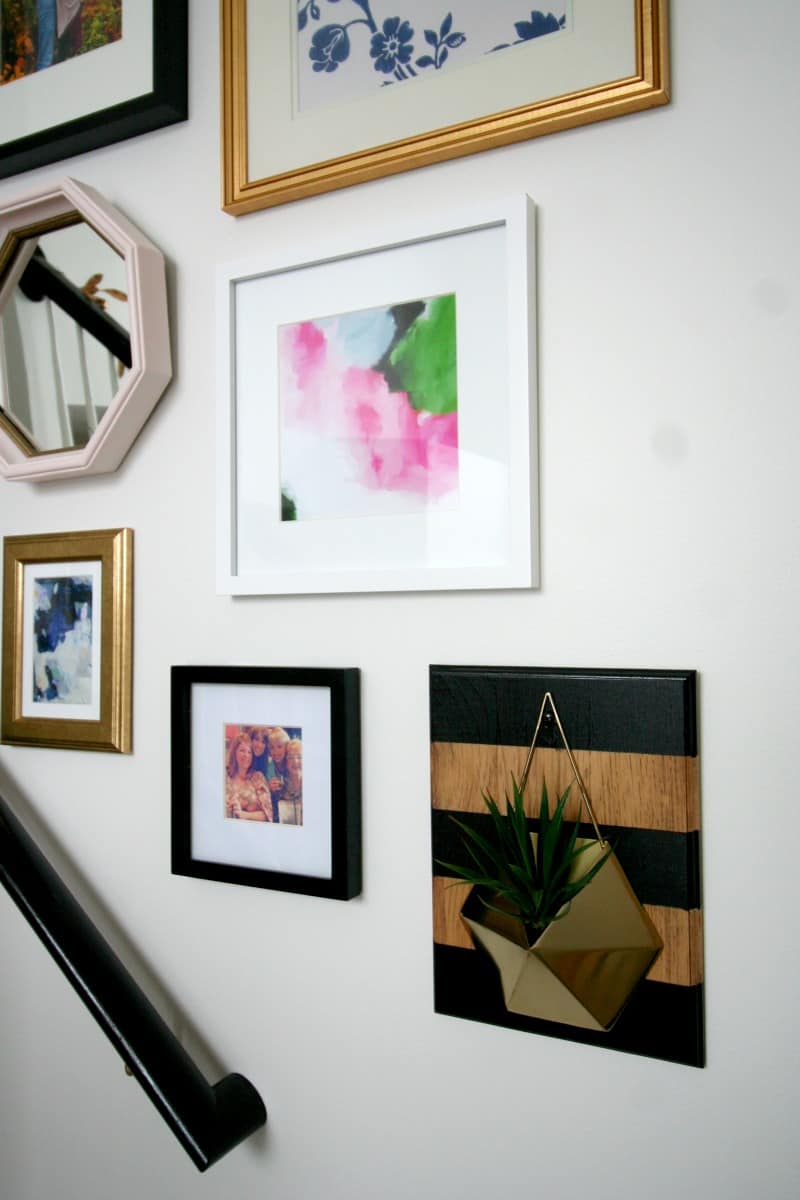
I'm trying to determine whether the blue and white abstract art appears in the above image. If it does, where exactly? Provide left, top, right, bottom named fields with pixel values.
left=32, top=574, right=95, bottom=707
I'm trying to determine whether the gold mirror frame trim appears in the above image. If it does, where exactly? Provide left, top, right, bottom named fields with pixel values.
left=0, top=410, right=37, bottom=457
left=0, top=213, right=84, bottom=458
left=2, top=528, right=132, bottom=753
left=0, top=211, right=83, bottom=280
left=221, top=0, right=669, bottom=215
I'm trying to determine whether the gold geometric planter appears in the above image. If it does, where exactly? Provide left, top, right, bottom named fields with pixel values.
left=461, top=837, right=663, bottom=1032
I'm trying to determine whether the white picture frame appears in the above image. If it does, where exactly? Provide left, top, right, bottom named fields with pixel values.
left=217, top=194, right=537, bottom=596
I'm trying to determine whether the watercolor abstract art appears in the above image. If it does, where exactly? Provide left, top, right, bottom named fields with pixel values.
left=31, top=573, right=94, bottom=706
left=279, top=294, right=458, bottom=522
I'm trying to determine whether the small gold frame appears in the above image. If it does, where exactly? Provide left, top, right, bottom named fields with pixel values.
left=2, top=529, right=132, bottom=753
left=221, top=0, right=670, bottom=215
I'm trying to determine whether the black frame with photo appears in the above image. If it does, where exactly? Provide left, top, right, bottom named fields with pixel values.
left=171, top=665, right=361, bottom=900
left=0, top=1, right=187, bottom=179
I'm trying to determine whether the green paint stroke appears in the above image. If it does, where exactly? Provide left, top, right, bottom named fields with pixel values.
left=388, top=294, right=457, bottom=414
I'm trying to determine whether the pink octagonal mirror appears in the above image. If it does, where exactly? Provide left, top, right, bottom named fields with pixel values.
left=0, top=178, right=170, bottom=482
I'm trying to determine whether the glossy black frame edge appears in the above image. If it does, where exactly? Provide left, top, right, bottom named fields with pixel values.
left=0, top=792, right=266, bottom=1171
left=171, top=666, right=362, bottom=901
left=0, top=1, right=188, bottom=179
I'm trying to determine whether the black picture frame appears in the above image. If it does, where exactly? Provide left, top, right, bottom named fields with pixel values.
left=0, top=1, right=188, bottom=180
left=171, top=666, right=361, bottom=900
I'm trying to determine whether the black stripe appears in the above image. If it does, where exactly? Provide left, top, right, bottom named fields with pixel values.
left=433, top=944, right=704, bottom=1068
left=430, top=666, right=697, bottom=756
left=433, top=810, right=701, bottom=910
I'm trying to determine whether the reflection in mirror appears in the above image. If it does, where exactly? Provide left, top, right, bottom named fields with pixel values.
left=0, top=218, right=131, bottom=453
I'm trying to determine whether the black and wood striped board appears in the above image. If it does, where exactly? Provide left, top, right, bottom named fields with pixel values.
left=430, top=666, right=704, bottom=1067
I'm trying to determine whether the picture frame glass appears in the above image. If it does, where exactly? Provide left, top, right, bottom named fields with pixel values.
left=246, top=0, right=632, bottom=181
left=220, top=199, right=535, bottom=594
left=292, top=3, right=573, bottom=119
left=1, top=1, right=152, bottom=145
left=190, top=682, right=333, bottom=879
left=2, top=528, right=132, bottom=753
left=276, top=289, right=460, bottom=525
left=21, top=558, right=102, bottom=721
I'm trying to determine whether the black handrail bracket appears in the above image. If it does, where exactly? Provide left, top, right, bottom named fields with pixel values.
left=0, top=793, right=267, bottom=1170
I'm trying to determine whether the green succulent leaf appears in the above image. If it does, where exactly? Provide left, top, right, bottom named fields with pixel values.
left=449, top=815, right=508, bottom=874
left=548, top=837, right=595, bottom=891
left=485, top=792, right=519, bottom=865
left=439, top=866, right=508, bottom=890
left=509, top=778, right=537, bottom=880
left=540, top=785, right=570, bottom=886
left=444, top=774, right=612, bottom=942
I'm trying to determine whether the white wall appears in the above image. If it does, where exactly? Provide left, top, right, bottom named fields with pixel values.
left=1, top=3, right=798, bottom=1197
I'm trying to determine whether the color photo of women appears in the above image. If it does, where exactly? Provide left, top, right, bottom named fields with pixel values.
left=280, top=738, right=303, bottom=826
left=1, top=1, right=122, bottom=85
left=225, top=729, right=271, bottom=822
left=224, top=724, right=303, bottom=826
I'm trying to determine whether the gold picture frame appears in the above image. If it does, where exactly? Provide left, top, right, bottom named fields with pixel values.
left=2, top=529, right=133, bottom=753
left=221, top=0, right=669, bottom=215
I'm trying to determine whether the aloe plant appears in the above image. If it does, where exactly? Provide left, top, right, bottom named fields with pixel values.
left=438, top=778, right=612, bottom=945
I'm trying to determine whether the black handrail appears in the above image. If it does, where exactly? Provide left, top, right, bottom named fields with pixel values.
left=0, top=793, right=267, bottom=1171
left=19, top=249, right=133, bottom=367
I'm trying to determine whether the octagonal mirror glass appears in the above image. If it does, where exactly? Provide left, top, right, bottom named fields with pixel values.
left=0, top=179, right=170, bottom=482
left=0, top=216, right=131, bottom=453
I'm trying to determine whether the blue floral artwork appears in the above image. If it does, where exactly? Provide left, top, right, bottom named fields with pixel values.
left=296, top=2, right=569, bottom=113
left=32, top=575, right=94, bottom=706
left=491, top=10, right=567, bottom=52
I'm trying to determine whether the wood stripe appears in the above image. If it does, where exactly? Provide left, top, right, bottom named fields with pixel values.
left=431, top=878, right=703, bottom=987
left=431, top=742, right=699, bottom=833
left=433, top=875, right=474, bottom=951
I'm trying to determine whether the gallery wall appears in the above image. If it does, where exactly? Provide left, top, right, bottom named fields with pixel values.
left=1, top=2, right=798, bottom=1197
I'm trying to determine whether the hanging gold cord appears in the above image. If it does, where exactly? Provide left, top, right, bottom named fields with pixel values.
left=518, top=691, right=606, bottom=845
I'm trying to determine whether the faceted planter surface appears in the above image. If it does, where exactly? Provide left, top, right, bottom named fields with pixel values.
left=460, top=838, right=663, bottom=1031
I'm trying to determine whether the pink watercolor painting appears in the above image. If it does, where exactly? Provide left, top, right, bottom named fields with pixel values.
left=278, top=294, right=459, bottom=521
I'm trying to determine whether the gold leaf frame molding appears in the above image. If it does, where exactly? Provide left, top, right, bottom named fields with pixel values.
left=2, top=529, right=132, bottom=753
left=222, top=0, right=670, bottom=214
